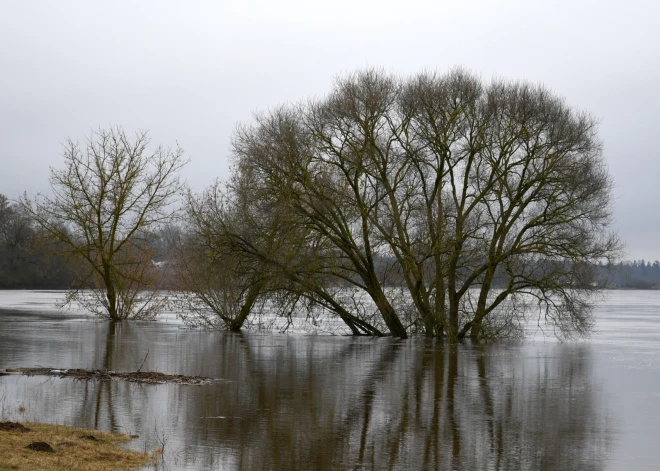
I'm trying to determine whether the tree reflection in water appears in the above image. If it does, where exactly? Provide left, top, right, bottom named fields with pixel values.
left=0, top=323, right=612, bottom=470
left=182, top=336, right=611, bottom=470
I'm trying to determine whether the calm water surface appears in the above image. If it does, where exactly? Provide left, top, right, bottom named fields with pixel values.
left=1, top=290, right=659, bottom=470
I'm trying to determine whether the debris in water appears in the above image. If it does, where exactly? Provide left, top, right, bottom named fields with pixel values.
left=5, top=367, right=214, bottom=385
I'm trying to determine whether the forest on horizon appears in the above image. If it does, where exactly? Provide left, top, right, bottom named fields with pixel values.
left=1, top=193, right=657, bottom=291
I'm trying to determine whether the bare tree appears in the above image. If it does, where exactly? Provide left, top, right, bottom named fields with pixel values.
left=21, top=128, right=187, bottom=321
left=177, top=163, right=386, bottom=334
left=229, top=68, right=620, bottom=339
left=173, top=181, right=267, bottom=331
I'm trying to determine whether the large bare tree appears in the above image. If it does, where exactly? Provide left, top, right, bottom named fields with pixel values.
left=228, top=68, right=619, bottom=340
left=22, top=128, right=187, bottom=321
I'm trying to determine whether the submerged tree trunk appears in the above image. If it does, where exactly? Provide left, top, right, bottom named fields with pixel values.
left=370, top=286, right=407, bottom=339
left=446, top=266, right=459, bottom=341
left=309, top=288, right=384, bottom=336
left=434, top=279, right=446, bottom=339
left=445, top=237, right=463, bottom=341
left=229, top=282, right=264, bottom=332
left=104, top=263, right=120, bottom=322
left=468, top=267, right=496, bottom=340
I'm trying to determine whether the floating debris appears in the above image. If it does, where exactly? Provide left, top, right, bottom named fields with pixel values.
left=5, top=367, right=214, bottom=385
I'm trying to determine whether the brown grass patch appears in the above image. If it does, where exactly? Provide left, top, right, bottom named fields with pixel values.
left=0, top=422, right=153, bottom=470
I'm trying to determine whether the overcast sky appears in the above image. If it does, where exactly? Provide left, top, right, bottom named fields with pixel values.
left=1, top=1, right=658, bottom=260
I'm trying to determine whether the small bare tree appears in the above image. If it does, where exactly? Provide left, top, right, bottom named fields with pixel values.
left=21, top=127, right=187, bottom=321
left=178, top=166, right=386, bottom=335
left=173, top=182, right=267, bottom=331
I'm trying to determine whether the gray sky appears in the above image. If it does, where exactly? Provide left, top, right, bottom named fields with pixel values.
left=1, top=1, right=658, bottom=261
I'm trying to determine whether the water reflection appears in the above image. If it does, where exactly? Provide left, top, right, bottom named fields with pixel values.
left=0, top=312, right=611, bottom=470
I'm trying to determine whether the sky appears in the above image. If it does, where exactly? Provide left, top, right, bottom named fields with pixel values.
left=1, top=0, right=658, bottom=261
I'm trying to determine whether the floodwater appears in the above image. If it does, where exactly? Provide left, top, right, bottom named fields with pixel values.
left=1, top=291, right=659, bottom=470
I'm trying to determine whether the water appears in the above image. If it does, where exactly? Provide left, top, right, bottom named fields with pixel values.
left=1, top=290, right=659, bottom=470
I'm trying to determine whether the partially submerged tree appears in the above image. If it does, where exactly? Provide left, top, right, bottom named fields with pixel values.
left=177, top=168, right=386, bottom=335
left=173, top=182, right=267, bottom=331
left=22, top=128, right=187, bottom=321
left=226, top=68, right=619, bottom=339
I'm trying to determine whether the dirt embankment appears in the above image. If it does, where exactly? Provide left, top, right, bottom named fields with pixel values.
left=0, top=422, right=32, bottom=432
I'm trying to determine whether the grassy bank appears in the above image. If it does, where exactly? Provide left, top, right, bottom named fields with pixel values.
left=0, top=421, right=153, bottom=470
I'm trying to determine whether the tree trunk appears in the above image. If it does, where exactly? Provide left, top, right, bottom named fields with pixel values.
left=229, top=282, right=263, bottom=332
left=469, top=266, right=496, bottom=340
left=446, top=240, right=462, bottom=341
left=105, top=284, right=119, bottom=322
left=421, top=309, right=436, bottom=338
left=405, top=278, right=434, bottom=337
left=371, top=287, right=407, bottom=338
left=103, top=260, right=120, bottom=321
left=446, top=266, right=459, bottom=341
left=434, top=268, right=446, bottom=339
left=313, top=290, right=383, bottom=336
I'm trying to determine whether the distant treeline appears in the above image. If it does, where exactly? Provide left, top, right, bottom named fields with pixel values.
left=0, top=193, right=174, bottom=289
left=0, top=194, right=76, bottom=288
left=593, top=261, right=660, bottom=289
left=1, top=192, right=658, bottom=291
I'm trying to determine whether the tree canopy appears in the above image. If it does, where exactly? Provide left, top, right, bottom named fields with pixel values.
left=184, top=68, right=619, bottom=340
left=21, top=128, right=187, bottom=321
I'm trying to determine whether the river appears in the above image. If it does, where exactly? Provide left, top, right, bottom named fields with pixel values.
left=1, top=290, right=659, bottom=470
